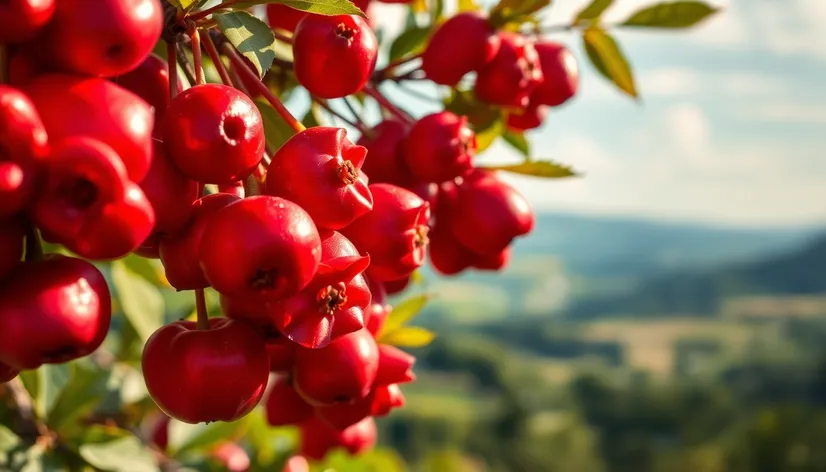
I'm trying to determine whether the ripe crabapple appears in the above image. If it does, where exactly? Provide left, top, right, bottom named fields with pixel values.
left=316, top=383, right=404, bottom=430
left=111, top=54, right=184, bottom=128
left=198, top=196, right=322, bottom=302
left=142, top=318, right=270, bottom=424
left=0, top=0, right=55, bottom=44
left=0, top=255, right=111, bottom=370
left=532, top=41, right=579, bottom=107
left=0, top=217, right=25, bottom=281
left=292, top=15, right=378, bottom=98
left=421, top=12, right=500, bottom=86
left=364, top=277, right=390, bottom=336
left=267, top=337, right=297, bottom=373
left=384, top=275, right=412, bottom=295
left=356, top=119, right=411, bottom=186
left=507, top=102, right=550, bottom=132
left=299, top=416, right=377, bottom=461
left=139, top=142, right=199, bottom=238
left=265, top=376, right=314, bottom=426
left=163, top=84, right=265, bottom=185
left=401, top=111, right=476, bottom=183
left=265, top=127, right=373, bottom=230
left=475, top=32, right=544, bottom=109
left=376, top=344, right=416, bottom=387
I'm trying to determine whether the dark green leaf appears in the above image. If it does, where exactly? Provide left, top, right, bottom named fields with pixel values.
left=216, top=11, right=277, bottom=79
left=388, top=27, right=431, bottom=63
left=46, top=364, right=111, bottom=431
left=378, top=294, right=430, bottom=339
left=621, top=1, right=720, bottom=28
left=79, top=436, right=158, bottom=472
left=484, top=160, right=579, bottom=178
left=380, top=326, right=436, bottom=348
left=255, top=98, right=298, bottom=151
left=582, top=26, right=637, bottom=98
left=301, top=104, right=323, bottom=128
left=574, top=0, right=615, bottom=24
left=490, top=0, right=550, bottom=26
left=18, top=365, right=70, bottom=419
left=251, top=0, right=366, bottom=16
left=111, top=260, right=165, bottom=343
left=503, top=131, right=530, bottom=157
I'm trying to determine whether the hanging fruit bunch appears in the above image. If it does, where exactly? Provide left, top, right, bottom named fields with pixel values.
left=0, top=0, right=718, bottom=469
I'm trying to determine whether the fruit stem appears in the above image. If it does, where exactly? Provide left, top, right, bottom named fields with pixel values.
left=188, top=23, right=205, bottom=85
left=313, top=98, right=366, bottom=132
left=222, top=42, right=306, bottom=134
left=195, top=288, right=209, bottom=330
left=188, top=0, right=243, bottom=22
left=373, top=53, right=422, bottom=80
left=167, top=41, right=179, bottom=100
left=24, top=224, right=44, bottom=262
left=272, top=30, right=293, bottom=45
left=363, top=85, right=415, bottom=125
left=201, top=29, right=232, bottom=86
left=244, top=174, right=261, bottom=197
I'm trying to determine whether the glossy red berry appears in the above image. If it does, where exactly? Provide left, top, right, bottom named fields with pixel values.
left=364, top=277, right=390, bottom=336
left=267, top=337, right=297, bottom=373
left=0, top=0, right=55, bottom=44
left=507, top=102, right=549, bottom=131
left=163, top=84, right=265, bottom=185
left=0, top=217, right=25, bottom=281
left=475, top=32, right=544, bottom=109
left=199, top=196, right=322, bottom=301
left=142, top=318, right=270, bottom=424
left=293, top=15, right=378, bottom=98
left=39, top=0, right=162, bottom=78
left=447, top=171, right=534, bottom=256
left=218, top=181, right=246, bottom=199
left=428, top=223, right=473, bottom=276
left=139, top=142, right=199, bottom=238
left=265, top=377, right=314, bottom=426
left=159, top=193, right=241, bottom=291
left=341, top=184, right=430, bottom=282
left=383, top=276, right=411, bottom=295
left=265, top=127, right=373, bottom=230
left=401, top=112, right=476, bottom=183
left=532, top=41, right=579, bottom=107
left=299, top=416, right=376, bottom=461
left=421, top=12, right=500, bottom=86
left=0, top=255, right=111, bottom=370
left=266, top=0, right=370, bottom=32
left=473, top=246, right=511, bottom=271
left=33, top=137, right=155, bottom=260
left=316, top=383, right=403, bottom=430
left=293, top=329, right=379, bottom=406
left=112, top=54, right=184, bottom=128
left=356, top=120, right=411, bottom=186
left=0, top=362, right=19, bottom=383
left=0, top=161, right=35, bottom=217
left=25, top=74, right=154, bottom=182
left=376, top=344, right=416, bottom=386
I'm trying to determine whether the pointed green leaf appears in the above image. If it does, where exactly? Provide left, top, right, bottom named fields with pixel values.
left=380, top=326, right=436, bottom=348
left=490, top=0, right=551, bottom=26
left=79, top=436, right=158, bottom=472
left=575, top=0, right=615, bottom=24
left=389, top=27, right=431, bottom=62
left=502, top=131, right=529, bottom=157
left=485, top=160, right=579, bottom=178
left=253, top=0, right=366, bottom=16
left=379, top=294, right=430, bottom=339
left=216, top=11, right=277, bottom=79
left=254, top=98, right=298, bottom=151
left=621, top=1, right=720, bottom=28
left=111, top=260, right=165, bottom=343
left=582, top=26, right=637, bottom=98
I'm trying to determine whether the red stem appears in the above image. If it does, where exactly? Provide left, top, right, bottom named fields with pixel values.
left=363, top=85, right=414, bottom=125
left=222, top=42, right=305, bottom=133
left=201, top=31, right=232, bottom=86
left=167, top=41, right=179, bottom=100
left=374, top=53, right=422, bottom=80
left=188, top=25, right=205, bottom=85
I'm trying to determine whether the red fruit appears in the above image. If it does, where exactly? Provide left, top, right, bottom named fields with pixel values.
left=293, top=329, right=379, bottom=406
left=337, top=416, right=377, bottom=455
left=373, top=383, right=405, bottom=416
left=267, top=0, right=371, bottom=32
left=473, top=247, right=511, bottom=271
left=39, top=0, right=162, bottom=78
left=356, top=120, right=411, bottom=186
left=220, top=295, right=281, bottom=339
left=25, top=74, right=154, bottom=182
left=32, top=137, right=155, bottom=260
left=163, top=84, right=265, bottom=185
left=218, top=181, right=246, bottom=199
left=265, top=377, right=314, bottom=426
left=140, top=142, right=199, bottom=238
left=0, top=0, right=55, bottom=43
left=364, top=277, right=390, bottom=336
left=341, top=184, right=430, bottom=282
left=267, top=337, right=297, bottom=373
left=199, top=196, right=322, bottom=301
left=507, top=102, right=549, bottom=131
left=1, top=362, right=19, bottom=383
left=0, top=255, right=111, bottom=370
left=267, top=231, right=370, bottom=348
left=142, top=318, right=270, bottom=424
left=210, top=443, right=251, bottom=472
left=383, top=276, right=410, bottom=295
left=421, top=12, right=500, bottom=86
left=475, top=32, right=544, bottom=109
left=0, top=218, right=25, bottom=281
left=299, top=416, right=376, bottom=461
left=447, top=171, right=534, bottom=256
left=148, top=414, right=170, bottom=451
left=265, top=127, right=373, bottom=230
left=0, top=161, right=35, bottom=217
left=293, top=15, right=378, bottom=98
left=112, top=54, right=184, bottom=127
left=316, top=383, right=403, bottom=430
left=428, top=224, right=473, bottom=276
left=135, top=235, right=161, bottom=259
left=401, top=112, right=476, bottom=183
left=532, top=41, right=579, bottom=107
left=376, top=344, right=416, bottom=387
left=283, top=456, right=310, bottom=472
left=159, top=193, right=241, bottom=291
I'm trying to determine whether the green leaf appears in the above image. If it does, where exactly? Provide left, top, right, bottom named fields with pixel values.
left=216, top=11, right=277, bottom=80
left=484, top=160, right=579, bottom=178
left=245, top=410, right=299, bottom=467
left=475, top=117, right=503, bottom=153
left=254, top=98, right=298, bottom=151
left=503, top=131, right=529, bottom=157
left=46, top=364, right=111, bottom=432
left=18, top=364, right=70, bottom=419
left=490, top=0, right=550, bottom=26
left=582, top=26, right=637, bottom=99
left=378, top=294, right=429, bottom=339
left=457, top=0, right=480, bottom=12
left=444, top=90, right=500, bottom=136
left=169, top=416, right=250, bottom=456
left=79, top=436, right=158, bottom=472
left=111, top=260, right=165, bottom=343
left=122, top=254, right=169, bottom=288
left=320, top=448, right=407, bottom=472
left=380, top=326, right=436, bottom=348
left=388, top=27, right=431, bottom=63
left=301, top=104, right=323, bottom=128
left=253, top=0, right=366, bottom=16
left=178, top=0, right=210, bottom=12
left=574, top=0, right=615, bottom=24
left=621, top=1, right=720, bottom=28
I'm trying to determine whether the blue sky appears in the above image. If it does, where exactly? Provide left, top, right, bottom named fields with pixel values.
left=371, top=0, right=826, bottom=228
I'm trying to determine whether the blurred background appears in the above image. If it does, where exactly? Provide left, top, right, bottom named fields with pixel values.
left=359, top=1, right=826, bottom=471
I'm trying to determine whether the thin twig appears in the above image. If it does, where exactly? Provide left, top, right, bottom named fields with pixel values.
left=313, top=98, right=365, bottom=132
left=175, top=42, right=197, bottom=87
left=201, top=29, right=232, bottom=85
left=363, top=85, right=415, bottom=124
